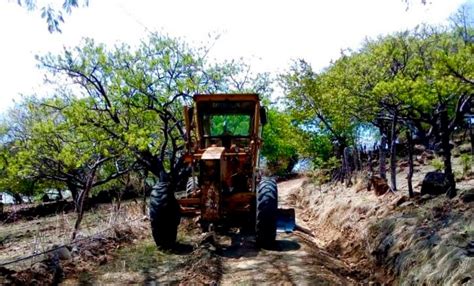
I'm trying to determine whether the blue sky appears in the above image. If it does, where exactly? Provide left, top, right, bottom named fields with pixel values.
left=0, top=0, right=470, bottom=112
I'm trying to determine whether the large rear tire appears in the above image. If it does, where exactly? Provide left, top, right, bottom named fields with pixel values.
left=149, top=182, right=180, bottom=249
left=256, top=178, right=278, bottom=248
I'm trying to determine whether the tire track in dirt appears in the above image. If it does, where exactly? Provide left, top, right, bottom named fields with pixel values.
left=218, top=177, right=361, bottom=285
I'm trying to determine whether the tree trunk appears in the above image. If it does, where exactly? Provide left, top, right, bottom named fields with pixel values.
left=470, top=127, right=474, bottom=156
left=343, top=147, right=352, bottom=187
left=379, top=134, right=387, bottom=180
left=56, top=188, right=63, bottom=201
left=390, top=113, right=398, bottom=192
left=353, top=147, right=361, bottom=171
left=66, top=181, right=79, bottom=210
left=413, top=121, right=430, bottom=148
left=115, top=176, right=129, bottom=213
left=142, top=185, right=147, bottom=215
left=142, top=171, right=149, bottom=215
left=368, top=151, right=374, bottom=173
left=440, top=107, right=456, bottom=198
left=115, top=190, right=122, bottom=213
left=286, top=154, right=299, bottom=174
left=406, top=130, right=414, bottom=198
left=71, top=172, right=96, bottom=240
left=13, top=193, right=23, bottom=204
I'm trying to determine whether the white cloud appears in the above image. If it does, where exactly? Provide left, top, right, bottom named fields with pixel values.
left=0, top=0, right=468, bottom=111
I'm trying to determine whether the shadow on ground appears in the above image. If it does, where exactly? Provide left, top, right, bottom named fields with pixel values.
left=63, top=224, right=361, bottom=285
left=216, top=230, right=361, bottom=285
left=216, top=229, right=301, bottom=259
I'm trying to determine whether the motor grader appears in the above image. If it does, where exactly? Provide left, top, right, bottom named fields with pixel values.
left=149, top=93, right=295, bottom=248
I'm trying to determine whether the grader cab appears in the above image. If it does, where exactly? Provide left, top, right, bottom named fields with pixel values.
left=149, top=94, right=295, bottom=249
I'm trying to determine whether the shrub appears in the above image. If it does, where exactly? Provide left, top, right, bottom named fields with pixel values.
left=431, top=157, right=444, bottom=172
left=309, top=156, right=341, bottom=185
left=460, top=154, right=472, bottom=176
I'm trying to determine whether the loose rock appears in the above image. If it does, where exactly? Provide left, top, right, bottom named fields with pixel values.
left=399, top=201, right=414, bottom=208
left=414, top=144, right=426, bottom=155
left=461, top=189, right=474, bottom=203
left=420, top=172, right=449, bottom=196
left=52, top=246, right=72, bottom=261
left=418, top=194, right=432, bottom=203
left=367, top=175, right=389, bottom=196
left=459, top=144, right=472, bottom=154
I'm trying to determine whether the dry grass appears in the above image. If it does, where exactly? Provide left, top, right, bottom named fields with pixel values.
left=293, top=163, right=474, bottom=285
left=0, top=200, right=146, bottom=269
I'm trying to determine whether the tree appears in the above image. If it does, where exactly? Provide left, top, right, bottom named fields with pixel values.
left=261, top=108, right=302, bottom=175
left=280, top=60, right=356, bottom=157
left=1, top=97, right=134, bottom=238
left=352, top=26, right=473, bottom=196
left=279, top=15, right=473, bottom=198
left=338, top=25, right=473, bottom=196
left=38, top=33, right=270, bottom=190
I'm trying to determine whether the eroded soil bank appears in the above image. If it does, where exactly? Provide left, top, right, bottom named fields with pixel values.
left=291, top=174, right=474, bottom=285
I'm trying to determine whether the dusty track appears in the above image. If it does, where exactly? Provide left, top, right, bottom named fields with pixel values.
left=63, top=178, right=365, bottom=285
left=219, top=178, right=360, bottom=285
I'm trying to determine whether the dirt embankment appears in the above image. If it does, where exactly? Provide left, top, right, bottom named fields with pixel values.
left=290, top=173, right=474, bottom=285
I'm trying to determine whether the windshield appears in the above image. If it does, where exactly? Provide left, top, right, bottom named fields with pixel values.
left=203, top=114, right=251, bottom=136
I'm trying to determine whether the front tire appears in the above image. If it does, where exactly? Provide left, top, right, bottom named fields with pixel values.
left=256, top=178, right=278, bottom=248
left=149, top=182, right=180, bottom=249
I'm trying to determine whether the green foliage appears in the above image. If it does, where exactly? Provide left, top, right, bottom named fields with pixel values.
left=208, top=114, right=250, bottom=136
left=317, top=156, right=341, bottom=171
left=460, top=154, right=472, bottom=175
left=431, top=157, right=444, bottom=172
left=454, top=169, right=463, bottom=182
left=16, top=0, right=89, bottom=33
left=308, top=156, right=340, bottom=185
left=308, top=169, right=329, bottom=185
left=279, top=14, right=473, bottom=182
left=261, top=108, right=302, bottom=175
left=2, top=7, right=473, bottom=196
left=304, top=133, right=334, bottom=168
left=30, top=32, right=271, bottom=190
left=280, top=60, right=356, bottom=151
left=0, top=32, right=273, bottom=202
left=0, top=96, right=132, bottom=200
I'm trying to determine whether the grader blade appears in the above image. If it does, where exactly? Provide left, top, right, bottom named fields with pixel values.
left=276, top=208, right=296, bottom=233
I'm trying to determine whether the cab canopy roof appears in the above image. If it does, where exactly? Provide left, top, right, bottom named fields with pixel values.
left=194, top=94, right=261, bottom=115
left=193, top=93, right=260, bottom=103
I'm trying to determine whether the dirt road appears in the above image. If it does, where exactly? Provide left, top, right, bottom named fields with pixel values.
left=218, top=178, right=359, bottom=285
left=64, top=178, right=364, bottom=285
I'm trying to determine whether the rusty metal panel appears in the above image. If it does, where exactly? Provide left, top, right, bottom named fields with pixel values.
left=201, top=183, right=220, bottom=221
left=201, top=146, right=225, bottom=160
left=178, top=198, right=201, bottom=205
left=194, top=93, right=259, bottom=102
left=222, top=192, right=254, bottom=213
